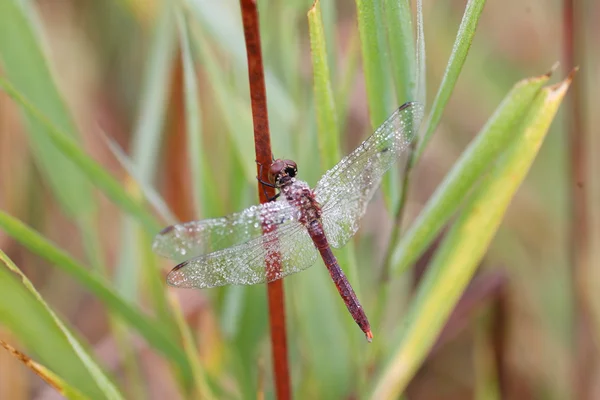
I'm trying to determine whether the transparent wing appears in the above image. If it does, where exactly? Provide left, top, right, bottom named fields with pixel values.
left=314, top=102, right=424, bottom=247
left=152, top=199, right=301, bottom=263
left=165, top=219, right=318, bottom=288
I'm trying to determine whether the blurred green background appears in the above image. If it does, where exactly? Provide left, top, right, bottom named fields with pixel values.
left=0, top=0, right=597, bottom=399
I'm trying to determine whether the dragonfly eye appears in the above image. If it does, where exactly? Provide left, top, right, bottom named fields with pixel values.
left=286, top=166, right=297, bottom=177
left=269, top=159, right=298, bottom=185
left=283, top=160, right=297, bottom=177
left=268, top=160, right=285, bottom=184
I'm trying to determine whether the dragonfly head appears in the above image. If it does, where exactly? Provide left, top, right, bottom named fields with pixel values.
left=269, top=159, right=297, bottom=187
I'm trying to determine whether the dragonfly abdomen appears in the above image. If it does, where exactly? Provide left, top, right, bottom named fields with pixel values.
left=307, top=221, right=373, bottom=341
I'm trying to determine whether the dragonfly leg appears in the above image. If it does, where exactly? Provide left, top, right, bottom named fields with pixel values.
left=256, top=162, right=280, bottom=201
left=256, top=177, right=280, bottom=201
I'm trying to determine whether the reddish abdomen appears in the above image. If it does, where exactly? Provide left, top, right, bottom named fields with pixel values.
left=307, top=221, right=372, bottom=339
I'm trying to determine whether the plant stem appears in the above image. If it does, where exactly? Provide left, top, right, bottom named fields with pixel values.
left=239, top=1, right=291, bottom=399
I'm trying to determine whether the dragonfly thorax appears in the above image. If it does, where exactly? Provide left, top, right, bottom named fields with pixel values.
left=281, top=179, right=322, bottom=225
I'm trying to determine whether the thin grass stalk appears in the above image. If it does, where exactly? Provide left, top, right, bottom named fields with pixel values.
left=239, top=1, right=290, bottom=399
left=563, top=1, right=594, bottom=398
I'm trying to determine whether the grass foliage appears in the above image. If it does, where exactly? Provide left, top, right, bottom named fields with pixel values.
left=0, top=0, right=572, bottom=398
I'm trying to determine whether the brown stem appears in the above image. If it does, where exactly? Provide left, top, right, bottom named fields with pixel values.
left=563, top=1, right=595, bottom=399
left=490, top=277, right=508, bottom=399
left=166, top=55, right=194, bottom=222
left=239, top=1, right=291, bottom=399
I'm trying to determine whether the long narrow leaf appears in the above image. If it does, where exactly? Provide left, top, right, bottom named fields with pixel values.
left=168, top=293, right=217, bottom=399
left=371, top=72, right=573, bottom=399
left=0, top=251, right=124, bottom=399
left=355, top=0, right=399, bottom=208
left=384, top=0, right=416, bottom=104
left=0, top=212, right=191, bottom=377
left=114, top=2, right=177, bottom=302
left=0, top=0, right=94, bottom=217
left=390, top=69, right=553, bottom=275
left=0, top=78, right=161, bottom=234
left=308, top=0, right=340, bottom=169
left=177, top=10, right=222, bottom=217
left=309, top=3, right=364, bottom=360
left=415, top=0, right=426, bottom=105
left=414, top=0, right=487, bottom=161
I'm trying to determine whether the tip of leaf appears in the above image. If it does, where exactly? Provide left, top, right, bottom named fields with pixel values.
left=546, top=69, right=577, bottom=100
left=567, top=66, right=579, bottom=81
left=545, top=61, right=560, bottom=77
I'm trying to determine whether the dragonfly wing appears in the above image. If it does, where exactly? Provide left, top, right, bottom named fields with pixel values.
left=152, top=199, right=299, bottom=263
left=314, top=102, right=424, bottom=248
left=166, top=220, right=319, bottom=288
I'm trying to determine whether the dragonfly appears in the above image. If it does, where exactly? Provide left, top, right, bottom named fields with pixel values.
left=153, top=102, right=424, bottom=341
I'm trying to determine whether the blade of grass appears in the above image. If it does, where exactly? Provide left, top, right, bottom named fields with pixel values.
left=0, top=251, right=124, bottom=400
left=0, top=340, right=87, bottom=400
left=168, top=293, right=217, bottom=400
left=0, top=211, right=192, bottom=379
left=335, top=30, right=361, bottom=132
left=308, top=1, right=365, bottom=390
left=355, top=0, right=398, bottom=208
left=355, top=0, right=393, bottom=127
left=113, top=0, right=176, bottom=309
left=176, top=9, right=222, bottom=217
left=186, top=26, right=256, bottom=183
left=0, top=0, right=94, bottom=218
left=0, top=0, right=107, bottom=278
left=308, top=0, right=340, bottom=169
left=389, top=69, right=553, bottom=276
left=414, top=0, right=487, bottom=162
left=384, top=0, right=416, bottom=104
left=99, top=129, right=178, bottom=225
left=371, top=72, right=573, bottom=399
left=0, top=78, right=161, bottom=234
left=415, top=0, right=426, bottom=105
left=320, top=0, right=337, bottom=76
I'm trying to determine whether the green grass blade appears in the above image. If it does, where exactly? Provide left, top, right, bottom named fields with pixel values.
left=0, top=0, right=106, bottom=277
left=177, top=9, right=222, bottom=217
left=0, top=78, right=161, bottom=234
left=0, top=251, right=124, bottom=400
left=355, top=0, right=393, bottom=127
left=0, top=212, right=191, bottom=377
left=414, top=0, right=487, bottom=162
left=371, top=73, right=572, bottom=399
left=169, top=294, right=217, bottom=399
left=100, top=130, right=178, bottom=225
left=390, top=69, right=553, bottom=276
left=320, top=0, right=337, bottom=76
left=415, top=0, right=426, bottom=105
left=187, top=27, right=256, bottom=183
left=335, top=30, right=361, bottom=132
left=309, top=3, right=364, bottom=363
left=0, top=0, right=94, bottom=218
left=128, top=4, right=175, bottom=183
left=384, top=0, right=416, bottom=104
left=308, top=0, right=340, bottom=169
left=355, top=0, right=399, bottom=208
left=112, top=2, right=175, bottom=310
